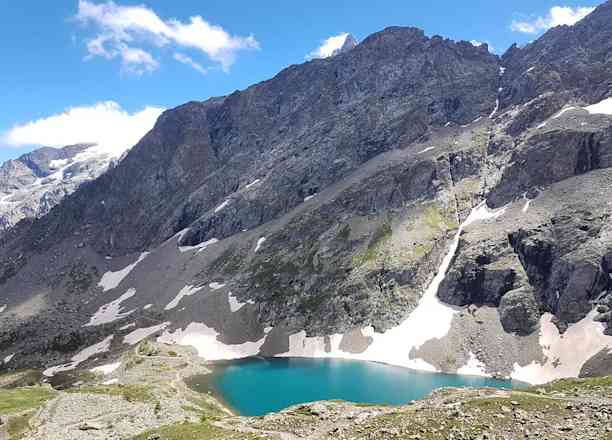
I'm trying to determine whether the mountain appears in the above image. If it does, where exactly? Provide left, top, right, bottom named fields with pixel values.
left=0, top=143, right=115, bottom=234
left=1, top=1, right=612, bottom=391
left=332, top=33, right=358, bottom=56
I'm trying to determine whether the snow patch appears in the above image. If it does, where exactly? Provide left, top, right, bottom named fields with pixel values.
left=0, top=304, right=6, bottom=313
left=489, top=98, right=500, bottom=119
left=304, top=194, right=317, bottom=202
left=143, top=304, right=153, bottom=310
left=214, top=199, right=230, bottom=213
left=165, top=285, right=204, bottom=310
left=102, top=378, right=119, bottom=385
left=4, top=353, right=15, bottom=364
left=245, top=179, right=261, bottom=189
left=209, top=282, right=226, bottom=291
left=49, top=158, right=69, bottom=169
left=228, top=292, right=253, bottom=312
left=98, top=252, right=149, bottom=292
left=84, top=288, right=136, bottom=326
left=179, top=238, right=219, bottom=253
left=457, top=352, right=488, bottom=376
left=511, top=311, right=612, bottom=384
left=119, top=322, right=136, bottom=330
left=585, top=97, right=612, bottom=116
left=123, top=322, right=170, bottom=345
left=254, top=237, right=266, bottom=253
left=43, top=335, right=114, bottom=377
left=552, top=106, right=578, bottom=119
left=158, top=322, right=266, bottom=360
left=418, top=146, right=435, bottom=154
left=90, top=361, right=121, bottom=375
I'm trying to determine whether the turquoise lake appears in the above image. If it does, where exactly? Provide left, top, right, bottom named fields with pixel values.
left=186, top=357, right=521, bottom=416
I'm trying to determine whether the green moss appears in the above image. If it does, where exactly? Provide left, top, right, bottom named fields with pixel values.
left=67, top=384, right=154, bottom=403
left=0, top=386, right=56, bottom=415
left=167, top=351, right=178, bottom=357
left=353, top=219, right=393, bottom=267
left=424, top=206, right=458, bottom=232
left=130, top=421, right=266, bottom=440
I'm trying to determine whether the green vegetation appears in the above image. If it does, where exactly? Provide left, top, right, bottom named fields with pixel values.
left=353, top=219, right=393, bottom=267
left=0, top=370, right=42, bottom=389
left=531, top=376, right=612, bottom=393
left=6, top=412, right=34, bottom=439
left=66, top=261, right=99, bottom=294
left=423, top=206, right=458, bottom=232
left=67, top=384, right=154, bottom=403
left=0, top=386, right=56, bottom=414
left=138, top=340, right=159, bottom=356
left=131, top=421, right=266, bottom=440
left=463, top=393, right=566, bottom=415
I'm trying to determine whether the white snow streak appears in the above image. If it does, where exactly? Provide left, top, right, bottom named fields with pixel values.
left=4, top=354, right=15, bottom=364
left=214, top=199, right=230, bottom=213
left=84, top=288, right=136, bottom=326
left=304, top=194, right=317, bottom=202
left=43, top=335, right=114, bottom=376
left=418, top=146, right=435, bottom=154
left=119, top=322, right=136, bottom=330
left=165, top=285, right=204, bottom=310
left=254, top=237, right=266, bottom=252
left=489, top=98, right=500, bottom=119
left=457, top=352, right=488, bottom=376
left=179, top=238, right=219, bottom=253
left=209, top=282, right=226, bottom=291
left=123, top=322, right=170, bottom=345
left=228, top=292, right=253, bottom=312
left=98, top=252, right=149, bottom=292
left=0, top=304, right=6, bottom=313
left=245, top=179, right=261, bottom=189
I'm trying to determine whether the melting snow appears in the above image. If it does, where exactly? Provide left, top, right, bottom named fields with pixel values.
left=102, top=378, right=119, bottom=385
left=4, top=353, right=15, bottom=364
left=165, top=285, right=204, bottom=310
left=123, top=322, right=170, bottom=345
left=552, top=106, right=578, bottom=119
left=143, top=304, right=153, bottom=310
left=209, top=282, right=225, bottom=290
left=489, top=98, right=500, bottom=119
left=0, top=304, right=6, bottom=313
left=179, top=238, right=219, bottom=253
left=245, top=179, right=261, bottom=189
left=43, top=335, right=114, bottom=377
left=98, top=252, right=149, bottom=292
left=418, top=147, right=435, bottom=154
left=585, top=97, right=612, bottom=115
left=119, top=322, right=136, bottom=330
left=304, top=194, right=317, bottom=202
left=499, top=66, right=506, bottom=76
left=214, top=199, right=230, bottom=213
left=49, top=158, right=69, bottom=169
left=254, top=237, right=266, bottom=252
left=158, top=322, right=266, bottom=361
left=456, top=352, right=488, bottom=376
left=90, top=361, right=121, bottom=375
left=522, top=198, right=532, bottom=213
left=512, top=311, right=612, bottom=384
left=228, top=292, right=253, bottom=312
left=84, top=288, right=136, bottom=326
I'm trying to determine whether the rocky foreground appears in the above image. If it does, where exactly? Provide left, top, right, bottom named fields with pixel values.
left=1, top=342, right=611, bottom=440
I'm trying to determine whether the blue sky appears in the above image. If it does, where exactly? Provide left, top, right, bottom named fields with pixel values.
left=0, top=0, right=601, bottom=162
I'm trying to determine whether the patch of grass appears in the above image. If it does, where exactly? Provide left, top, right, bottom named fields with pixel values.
left=0, top=370, right=42, bottom=389
left=0, top=386, right=56, bottom=415
left=138, top=340, right=159, bottom=356
left=167, top=351, right=178, bottom=357
left=414, top=243, right=433, bottom=258
left=68, top=384, right=154, bottom=403
left=6, top=412, right=34, bottom=439
left=532, top=376, right=612, bottom=393
left=353, top=219, right=393, bottom=267
left=463, top=393, right=566, bottom=415
left=424, top=206, right=458, bottom=232
left=130, top=421, right=266, bottom=440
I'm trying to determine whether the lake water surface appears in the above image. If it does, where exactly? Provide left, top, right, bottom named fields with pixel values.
left=186, top=357, right=521, bottom=416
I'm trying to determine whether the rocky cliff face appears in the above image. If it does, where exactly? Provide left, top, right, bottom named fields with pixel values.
left=1, top=2, right=612, bottom=384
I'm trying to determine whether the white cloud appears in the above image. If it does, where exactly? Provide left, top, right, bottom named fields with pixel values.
left=511, top=6, right=595, bottom=34
left=173, top=52, right=207, bottom=75
left=2, top=101, right=164, bottom=157
left=306, top=32, right=350, bottom=60
left=76, top=0, right=259, bottom=73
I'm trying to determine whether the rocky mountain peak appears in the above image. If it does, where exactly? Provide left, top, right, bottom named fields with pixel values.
left=331, top=33, right=358, bottom=56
